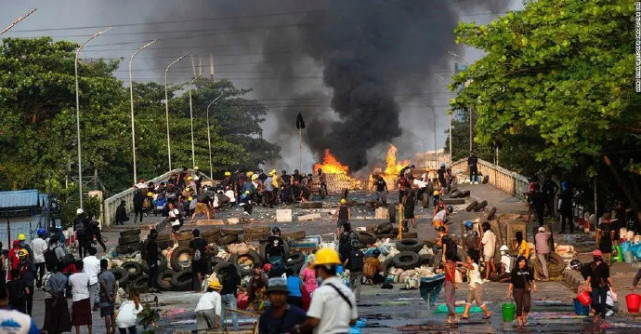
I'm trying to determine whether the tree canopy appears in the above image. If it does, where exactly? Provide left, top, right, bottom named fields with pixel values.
left=450, top=0, right=641, bottom=211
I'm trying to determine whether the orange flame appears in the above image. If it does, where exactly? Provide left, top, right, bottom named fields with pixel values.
left=383, top=144, right=410, bottom=175
left=313, top=149, right=350, bottom=175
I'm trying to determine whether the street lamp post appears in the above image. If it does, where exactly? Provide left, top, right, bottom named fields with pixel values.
left=188, top=76, right=201, bottom=169
left=129, top=39, right=157, bottom=185
left=164, top=54, right=189, bottom=172
left=74, top=27, right=112, bottom=209
left=0, top=8, right=37, bottom=36
left=206, top=93, right=225, bottom=179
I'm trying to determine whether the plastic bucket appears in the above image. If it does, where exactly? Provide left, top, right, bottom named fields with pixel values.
left=577, top=291, right=592, bottom=306
left=626, top=294, right=641, bottom=313
left=623, top=251, right=635, bottom=264
left=502, top=303, right=516, bottom=322
left=613, top=245, right=623, bottom=262
left=573, top=298, right=590, bottom=316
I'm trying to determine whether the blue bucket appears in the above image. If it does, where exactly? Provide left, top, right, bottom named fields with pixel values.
left=573, top=298, right=590, bottom=316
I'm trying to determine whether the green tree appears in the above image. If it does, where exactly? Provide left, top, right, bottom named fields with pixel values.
left=450, top=0, right=641, bottom=210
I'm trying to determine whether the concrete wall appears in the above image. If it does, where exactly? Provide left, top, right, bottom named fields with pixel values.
left=450, top=158, right=529, bottom=200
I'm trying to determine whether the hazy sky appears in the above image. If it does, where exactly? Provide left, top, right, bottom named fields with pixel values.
left=1, top=0, right=524, bottom=171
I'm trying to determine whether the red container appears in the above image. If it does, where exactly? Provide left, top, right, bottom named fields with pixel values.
left=237, top=292, right=248, bottom=310
left=626, top=294, right=641, bottom=313
left=577, top=291, right=591, bottom=307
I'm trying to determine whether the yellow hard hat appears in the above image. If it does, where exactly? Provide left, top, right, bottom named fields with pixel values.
left=147, top=192, right=154, bottom=197
left=188, top=197, right=193, bottom=201
left=433, top=190, right=440, bottom=196
left=312, top=248, right=342, bottom=267
left=270, top=169, right=277, bottom=175
left=187, top=176, right=193, bottom=180
left=208, top=278, right=221, bottom=290
left=252, top=174, right=259, bottom=180
left=224, top=172, right=231, bottom=176
left=340, top=199, right=347, bottom=204
left=17, top=249, right=29, bottom=258
left=17, top=233, right=26, bottom=241
left=245, top=190, right=250, bottom=194
left=246, top=171, right=254, bottom=177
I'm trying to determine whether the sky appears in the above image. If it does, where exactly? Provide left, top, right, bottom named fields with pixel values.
left=0, top=0, right=524, bottom=172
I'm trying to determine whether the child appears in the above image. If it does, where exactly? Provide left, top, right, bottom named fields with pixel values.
left=458, top=255, right=492, bottom=320
left=116, top=288, right=144, bottom=334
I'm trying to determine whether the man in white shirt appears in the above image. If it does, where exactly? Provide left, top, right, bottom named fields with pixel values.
left=481, top=222, right=497, bottom=281
left=194, top=279, right=222, bottom=330
left=68, top=261, right=92, bottom=334
left=82, top=247, right=101, bottom=310
left=31, top=228, right=48, bottom=288
left=500, top=245, right=513, bottom=274
left=296, top=248, right=357, bottom=334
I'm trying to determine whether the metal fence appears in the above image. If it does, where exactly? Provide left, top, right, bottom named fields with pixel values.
left=450, top=158, right=529, bottom=200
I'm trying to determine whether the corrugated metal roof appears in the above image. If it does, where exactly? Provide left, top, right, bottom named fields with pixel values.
left=0, top=189, right=40, bottom=209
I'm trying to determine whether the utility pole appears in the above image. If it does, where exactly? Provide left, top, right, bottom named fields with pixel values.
left=206, top=94, right=225, bottom=180
left=468, top=106, right=473, bottom=154
left=0, top=8, right=36, bottom=36
left=189, top=55, right=201, bottom=169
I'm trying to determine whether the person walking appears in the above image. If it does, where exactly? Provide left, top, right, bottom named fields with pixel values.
left=542, top=176, right=558, bottom=218
left=535, top=227, right=551, bottom=280
left=286, top=268, right=304, bottom=309
left=337, top=224, right=358, bottom=264
left=481, top=222, right=497, bottom=280
left=459, top=255, right=492, bottom=320
left=586, top=250, right=616, bottom=324
left=463, top=221, right=481, bottom=262
left=528, top=185, right=547, bottom=226
left=559, top=181, right=574, bottom=234
left=143, top=229, right=160, bottom=293
left=219, top=264, right=240, bottom=331
left=259, top=278, right=307, bottom=334
left=115, top=200, right=129, bottom=225
left=88, top=220, right=107, bottom=253
left=189, top=229, right=210, bottom=292
left=83, top=247, right=101, bottom=310
left=266, top=227, right=287, bottom=278
left=98, top=259, right=117, bottom=334
left=403, top=189, right=417, bottom=230
left=507, top=256, right=536, bottom=329
left=294, top=248, right=358, bottom=334
left=194, top=280, right=222, bottom=331
left=443, top=258, right=458, bottom=325
left=374, top=175, right=388, bottom=204
left=334, top=199, right=351, bottom=237
left=597, top=216, right=615, bottom=265
left=15, top=250, right=35, bottom=315
left=115, top=289, right=144, bottom=334
left=133, top=186, right=145, bottom=223
left=32, top=228, right=48, bottom=288
left=7, top=269, right=28, bottom=314
left=300, top=255, right=317, bottom=310
left=344, top=240, right=365, bottom=303
left=68, top=261, right=93, bottom=334
left=43, top=263, right=72, bottom=334
left=468, top=152, right=478, bottom=183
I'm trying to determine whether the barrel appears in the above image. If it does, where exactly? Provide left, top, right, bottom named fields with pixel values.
left=573, top=298, right=590, bottom=316
left=577, top=291, right=591, bottom=306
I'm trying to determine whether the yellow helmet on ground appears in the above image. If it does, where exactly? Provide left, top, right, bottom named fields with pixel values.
left=224, top=172, right=231, bottom=176
left=340, top=198, right=347, bottom=204
left=433, top=190, right=440, bottom=196
left=17, top=233, right=26, bottom=241
left=312, top=248, right=341, bottom=267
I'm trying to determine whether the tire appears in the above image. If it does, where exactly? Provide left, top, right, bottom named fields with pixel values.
left=220, top=228, right=244, bottom=235
left=133, top=275, right=149, bottom=293
left=400, top=232, right=417, bottom=239
left=143, top=254, right=168, bottom=272
left=482, top=175, right=490, bottom=184
left=375, top=223, right=393, bottom=235
left=388, top=204, right=397, bottom=223
left=421, top=193, right=429, bottom=208
left=121, top=261, right=144, bottom=280
left=209, top=258, right=225, bottom=273
left=486, top=207, right=497, bottom=220
left=213, top=262, right=242, bottom=278
left=286, top=252, right=305, bottom=266
left=170, top=246, right=193, bottom=271
left=357, top=231, right=377, bottom=245
left=283, top=230, right=306, bottom=241
left=201, top=228, right=221, bottom=238
left=111, top=268, right=129, bottom=286
left=393, top=251, right=420, bottom=270
left=474, top=200, right=488, bottom=212
left=465, top=201, right=478, bottom=212
left=158, top=269, right=176, bottom=291
left=118, top=235, right=140, bottom=245
left=396, top=238, right=424, bottom=253
left=230, top=251, right=263, bottom=275
left=419, top=254, right=433, bottom=266
left=218, top=234, right=238, bottom=245
left=458, top=190, right=471, bottom=198
left=171, top=270, right=193, bottom=291
left=176, top=230, right=193, bottom=241
left=449, top=190, right=461, bottom=198
left=120, top=229, right=141, bottom=237
left=376, top=233, right=398, bottom=239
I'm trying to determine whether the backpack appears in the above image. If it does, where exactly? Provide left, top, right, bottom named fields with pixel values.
left=348, top=250, right=364, bottom=271
left=44, top=247, right=60, bottom=269
left=363, top=260, right=378, bottom=278
left=443, top=235, right=458, bottom=260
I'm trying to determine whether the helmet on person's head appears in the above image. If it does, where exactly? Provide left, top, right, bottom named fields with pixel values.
left=499, top=245, right=509, bottom=252
left=592, top=250, right=603, bottom=257
left=294, top=169, right=299, bottom=174
left=37, top=228, right=47, bottom=237
left=351, top=239, right=360, bottom=248
left=252, top=174, right=259, bottom=180
left=265, top=277, right=289, bottom=294
left=464, top=221, right=474, bottom=229
left=446, top=206, right=454, bottom=213
left=538, top=226, right=545, bottom=233
left=570, top=259, right=581, bottom=270
left=245, top=190, right=250, bottom=195
left=441, top=162, right=446, bottom=167
left=188, top=197, right=193, bottom=201
left=147, top=192, right=154, bottom=197
left=246, top=171, right=253, bottom=177
left=372, top=249, right=381, bottom=257
left=76, top=208, right=84, bottom=215
left=224, top=171, right=231, bottom=176
left=340, top=198, right=347, bottom=205
left=433, top=190, right=440, bottom=196
left=17, top=233, right=26, bottom=241
left=271, top=227, right=281, bottom=235
left=17, top=249, right=29, bottom=259
left=263, top=263, right=272, bottom=271
left=312, top=248, right=341, bottom=267
left=208, top=278, right=221, bottom=291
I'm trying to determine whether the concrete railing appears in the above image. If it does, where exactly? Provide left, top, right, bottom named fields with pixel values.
left=103, top=168, right=209, bottom=227
left=450, top=158, right=529, bottom=200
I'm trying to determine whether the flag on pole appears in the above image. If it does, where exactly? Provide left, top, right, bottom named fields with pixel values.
left=296, top=112, right=305, bottom=129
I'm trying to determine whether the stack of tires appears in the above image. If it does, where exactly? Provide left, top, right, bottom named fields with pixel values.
left=382, top=238, right=431, bottom=277
left=117, top=229, right=142, bottom=254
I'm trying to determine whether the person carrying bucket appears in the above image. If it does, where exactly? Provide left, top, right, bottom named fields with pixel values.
left=506, top=256, right=536, bottom=329
left=457, top=255, right=492, bottom=320
left=585, top=250, right=616, bottom=324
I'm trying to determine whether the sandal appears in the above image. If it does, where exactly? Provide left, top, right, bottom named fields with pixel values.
left=483, top=313, right=492, bottom=320
left=460, top=316, right=469, bottom=320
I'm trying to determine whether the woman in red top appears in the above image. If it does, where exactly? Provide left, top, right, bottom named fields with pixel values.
left=443, top=258, right=458, bottom=324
